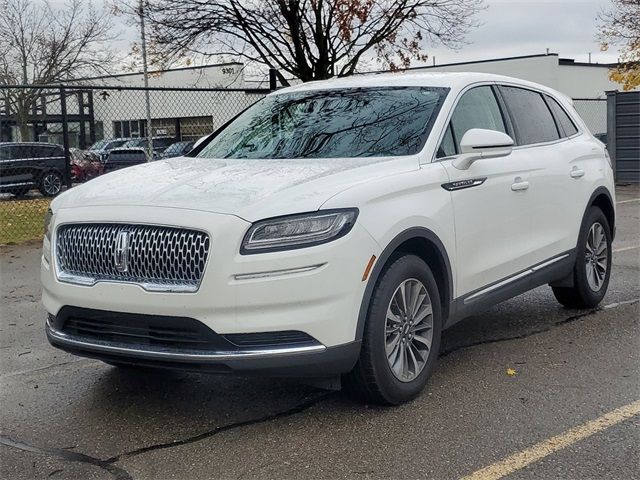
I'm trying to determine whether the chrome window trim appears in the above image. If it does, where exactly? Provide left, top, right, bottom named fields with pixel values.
left=0, top=156, right=65, bottom=164
left=0, top=181, right=36, bottom=188
left=429, top=80, right=586, bottom=164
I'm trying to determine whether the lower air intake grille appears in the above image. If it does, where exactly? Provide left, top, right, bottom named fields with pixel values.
left=62, top=315, right=220, bottom=350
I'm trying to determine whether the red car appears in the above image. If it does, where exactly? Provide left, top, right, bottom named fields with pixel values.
left=71, top=149, right=104, bottom=182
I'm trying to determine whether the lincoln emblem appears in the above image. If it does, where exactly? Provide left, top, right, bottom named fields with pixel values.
left=114, top=231, right=130, bottom=273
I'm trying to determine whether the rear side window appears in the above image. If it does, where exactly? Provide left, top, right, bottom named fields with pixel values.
left=545, top=96, right=579, bottom=137
left=499, top=86, right=559, bottom=145
left=35, top=145, right=56, bottom=157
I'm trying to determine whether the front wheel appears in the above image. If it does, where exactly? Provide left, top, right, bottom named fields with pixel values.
left=552, top=206, right=612, bottom=308
left=345, top=254, right=442, bottom=405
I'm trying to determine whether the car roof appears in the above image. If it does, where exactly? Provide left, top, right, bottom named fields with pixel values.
left=273, top=71, right=563, bottom=99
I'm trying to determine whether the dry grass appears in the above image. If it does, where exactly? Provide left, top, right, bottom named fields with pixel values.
left=0, top=198, right=50, bottom=245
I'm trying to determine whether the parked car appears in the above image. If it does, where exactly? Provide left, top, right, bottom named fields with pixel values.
left=104, top=137, right=177, bottom=172
left=122, top=136, right=176, bottom=154
left=160, top=141, right=195, bottom=159
left=0, top=142, right=65, bottom=197
left=43, top=73, right=615, bottom=405
left=70, top=149, right=104, bottom=182
left=103, top=148, right=149, bottom=173
left=88, top=138, right=131, bottom=161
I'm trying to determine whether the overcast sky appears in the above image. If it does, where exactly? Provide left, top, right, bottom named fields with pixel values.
left=423, top=0, right=619, bottom=66
left=63, top=0, right=619, bottom=71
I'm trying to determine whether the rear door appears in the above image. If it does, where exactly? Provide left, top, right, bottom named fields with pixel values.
left=32, top=144, right=65, bottom=183
left=5, top=145, right=35, bottom=185
left=542, top=94, right=597, bottom=250
left=437, top=85, right=540, bottom=297
left=497, top=86, right=575, bottom=263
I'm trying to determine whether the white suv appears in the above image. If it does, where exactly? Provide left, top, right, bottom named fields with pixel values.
left=42, top=73, right=615, bottom=404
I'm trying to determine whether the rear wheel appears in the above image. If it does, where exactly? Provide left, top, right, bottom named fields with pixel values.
left=39, top=171, right=63, bottom=197
left=552, top=207, right=612, bottom=308
left=345, top=254, right=442, bottom=405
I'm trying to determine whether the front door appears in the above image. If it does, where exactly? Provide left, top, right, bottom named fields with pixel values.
left=436, top=85, right=539, bottom=297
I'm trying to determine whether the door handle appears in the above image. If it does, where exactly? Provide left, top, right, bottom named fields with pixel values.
left=511, top=177, right=529, bottom=191
left=570, top=167, right=585, bottom=179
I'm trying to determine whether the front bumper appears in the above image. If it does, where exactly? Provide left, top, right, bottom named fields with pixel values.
left=42, top=205, right=380, bottom=368
left=46, top=318, right=360, bottom=376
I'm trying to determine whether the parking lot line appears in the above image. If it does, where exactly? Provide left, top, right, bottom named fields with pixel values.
left=460, top=399, right=640, bottom=480
left=616, top=198, right=640, bottom=205
left=613, top=245, right=640, bottom=253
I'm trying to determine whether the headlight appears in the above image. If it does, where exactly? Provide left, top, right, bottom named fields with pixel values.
left=44, top=208, right=54, bottom=241
left=241, top=209, right=358, bottom=254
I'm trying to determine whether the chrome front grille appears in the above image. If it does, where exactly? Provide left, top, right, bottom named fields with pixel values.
left=55, top=224, right=210, bottom=292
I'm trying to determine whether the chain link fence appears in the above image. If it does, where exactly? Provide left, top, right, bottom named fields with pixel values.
left=573, top=98, right=608, bottom=143
left=0, top=85, right=269, bottom=244
left=0, top=86, right=612, bottom=245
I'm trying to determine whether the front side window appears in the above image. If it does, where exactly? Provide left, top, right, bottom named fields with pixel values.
left=12, top=146, right=33, bottom=159
left=197, top=87, right=448, bottom=160
left=436, top=86, right=506, bottom=158
left=437, top=124, right=456, bottom=158
left=450, top=86, right=506, bottom=151
left=500, top=86, right=559, bottom=145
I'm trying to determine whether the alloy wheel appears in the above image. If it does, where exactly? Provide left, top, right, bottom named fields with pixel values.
left=385, top=278, right=433, bottom=382
left=585, top=222, right=608, bottom=292
left=43, top=173, right=62, bottom=195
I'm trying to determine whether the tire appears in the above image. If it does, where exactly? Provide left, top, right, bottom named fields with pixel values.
left=552, top=206, right=612, bottom=309
left=39, top=171, right=63, bottom=197
left=345, top=254, right=442, bottom=405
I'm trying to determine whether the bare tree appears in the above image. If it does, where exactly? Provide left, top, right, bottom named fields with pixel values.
left=0, top=0, right=116, bottom=140
left=146, top=0, right=483, bottom=85
left=599, top=0, right=640, bottom=91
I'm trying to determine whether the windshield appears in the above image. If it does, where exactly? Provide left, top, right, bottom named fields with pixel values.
left=89, top=139, right=109, bottom=151
left=164, top=142, right=188, bottom=154
left=197, top=87, right=448, bottom=160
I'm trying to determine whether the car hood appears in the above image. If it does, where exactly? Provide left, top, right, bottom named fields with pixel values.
left=53, top=155, right=418, bottom=221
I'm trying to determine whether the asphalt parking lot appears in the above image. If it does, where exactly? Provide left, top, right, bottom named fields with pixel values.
left=1, top=186, right=638, bottom=480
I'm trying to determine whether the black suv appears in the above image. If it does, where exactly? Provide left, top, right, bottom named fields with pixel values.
left=0, top=142, right=66, bottom=197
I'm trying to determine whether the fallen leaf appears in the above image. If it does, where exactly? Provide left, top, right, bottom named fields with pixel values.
left=506, top=368, right=517, bottom=376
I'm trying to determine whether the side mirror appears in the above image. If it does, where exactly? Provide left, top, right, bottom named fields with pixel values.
left=452, top=129, right=514, bottom=170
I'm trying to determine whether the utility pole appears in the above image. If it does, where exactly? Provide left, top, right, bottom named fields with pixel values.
left=138, top=0, right=153, bottom=161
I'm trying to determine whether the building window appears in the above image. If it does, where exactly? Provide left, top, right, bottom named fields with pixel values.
left=113, top=120, right=148, bottom=139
